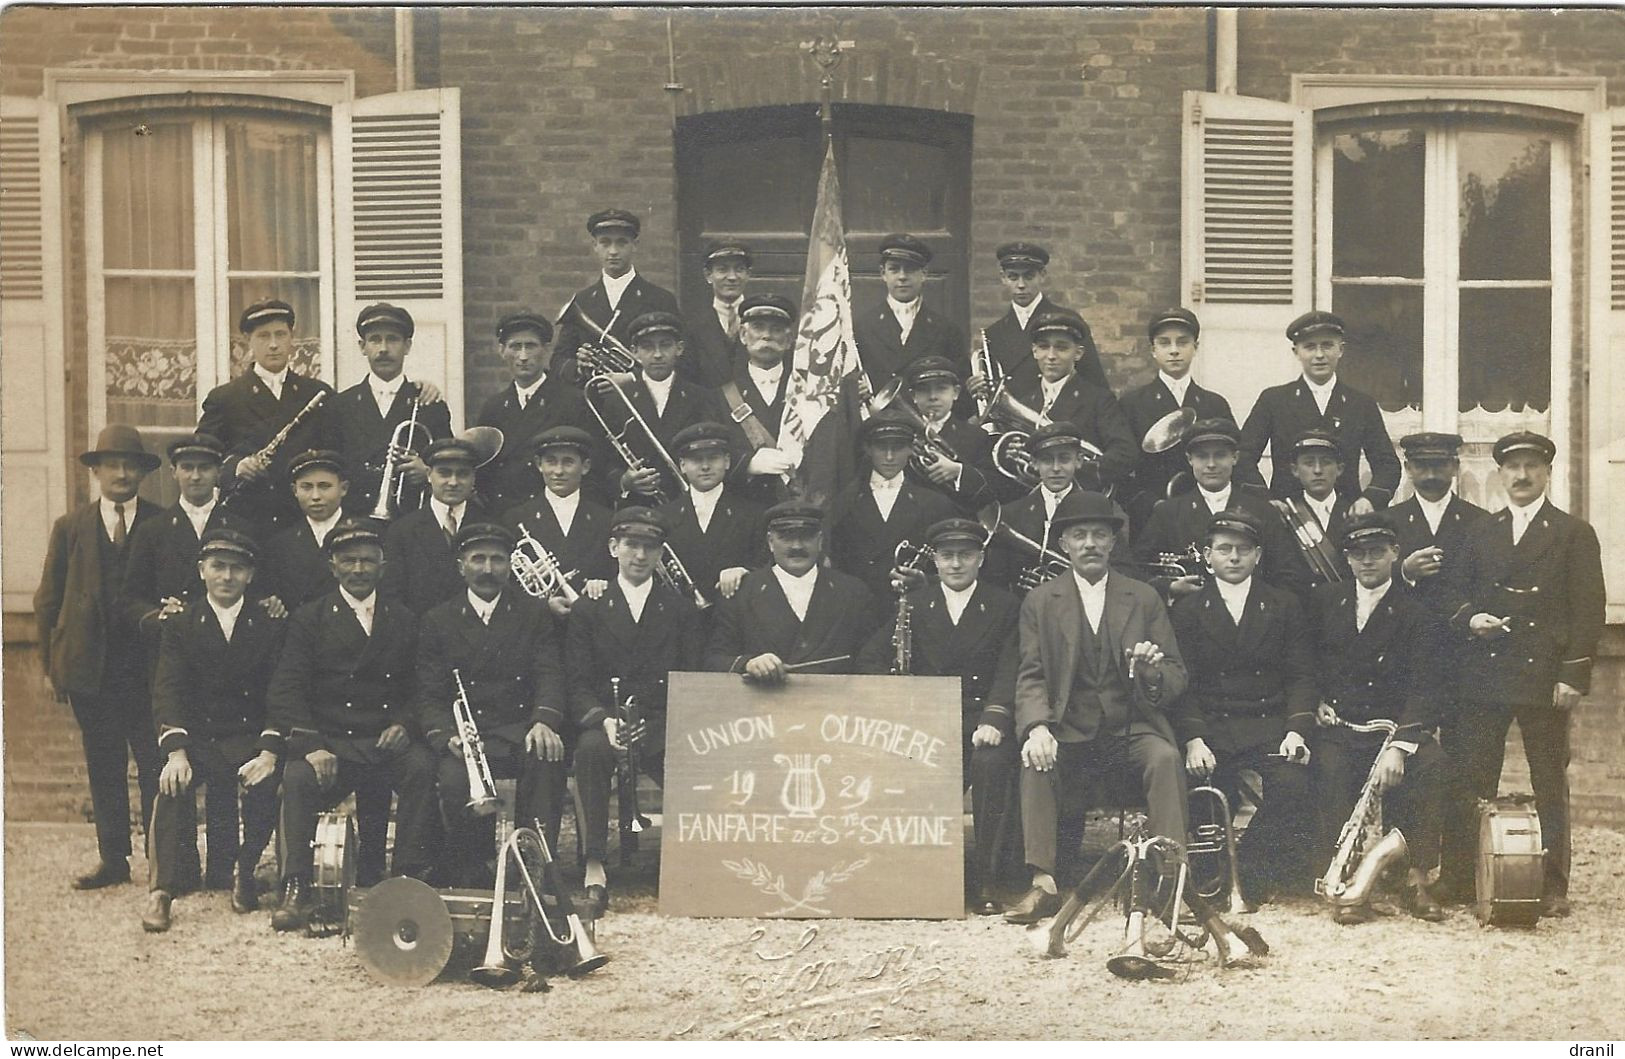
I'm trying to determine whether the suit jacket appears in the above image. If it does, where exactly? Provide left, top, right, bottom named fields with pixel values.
left=1133, top=484, right=1310, bottom=600
left=267, top=588, right=420, bottom=760
left=1388, top=493, right=1490, bottom=620
left=1449, top=499, right=1605, bottom=704
left=1014, top=571, right=1187, bottom=743
left=657, top=486, right=769, bottom=607
left=118, top=498, right=261, bottom=638
left=681, top=303, right=745, bottom=389
left=853, top=300, right=967, bottom=392
left=498, top=491, right=616, bottom=587
left=1006, top=373, right=1138, bottom=490
left=197, top=369, right=338, bottom=525
left=381, top=500, right=490, bottom=616
left=553, top=273, right=681, bottom=369
left=618, top=374, right=742, bottom=503
left=1310, top=580, right=1445, bottom=740
left=857, top=581, right=1022, bottom=735
left=1238, top=377, right=1400, bottom=507
left=153, top=598, right=285, bottom=754
left=1169, top=578, right=1315, bottom=754
left=829, top=477, right=958, bottom=611
left=475, top=375, right=600, bottom=512
left=705, top=566, right=878, bottom=674
left=1119, top=377, right=1258, bottom=513
left=264, top=520, right=338, bottom=611
left=330, top=378, right=453, bottom=516
left=35, top=498, right=163, bottom=694
left=565, top=578, right=705, bottom=748
left=415, top=590, right=567, bottom=748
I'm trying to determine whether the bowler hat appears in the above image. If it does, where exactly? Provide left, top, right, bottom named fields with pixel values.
left=1050, top=490, right=1123, bottom=532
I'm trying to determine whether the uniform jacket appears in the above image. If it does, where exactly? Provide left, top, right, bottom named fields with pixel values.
left=917, top=415, right=998, bottom=512
left=381, top=500, right=490, bottom=616
left=680, top=304, right=745, bottom=389
left=1014, top=571, right=1187, bottom=743
left=475, top=374, right=600, bottom=512
left=657, top=486, right=769, bottom=608
left=197, top=370, right=337, bottom=524
left=980, top=295, right=1107, bottom=392
left=415, top=590, right=567, bottom=747
left=1119, top=377, right=1259, bottom=511
left=1285, top=491, right=1352, bottom=589
left=1238, top=377, right=1400, bottom=507
left=1169, top=578, right=1315, bottom=754
left=118, top=498, right=260, bottom=637
left=618, top=374, right=743, bottom=504
left=565, top=577, right=705, bottom=749
left=722, top=358, right=793, bottom=506
left=829, top=477, right=958, bottom=611
left=1449, top=499, right=1605, bottom=704
left=267, top=588, right=420, bottom=759
left=857, top=580, right=1022, bottom=735
left=1388, top=493, right=1490, bottom=619
left=1133, top=483, right=1310, bottom=599
left=853, top=300, right=968, bottom=392
left=1309, top=580, right=1445, bottom=741
left=705, top=566, right=878, bottom=674
left=153, top=597, right=284, bottom=754
left=498, top=491, right=616, bottom=587
left=330, top=378, right=453, bottom=516
left=264, top=519, right=338, bottom=611
left=980, top=486, right=1070, bottom=594
left=1005, top=373, right=1138, bottom=490
left=553, top=273, right=681, bottom=368
left=35, top=498, right=163, bottom=694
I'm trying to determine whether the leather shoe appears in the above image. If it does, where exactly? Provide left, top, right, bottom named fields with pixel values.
left=231, top=870, right=259, bottom=913
left=1402, top=881, right=1445, bottom=922
left=1002, top=886, right=1062, bottom=925
left=1540, top=894, right=1572, bottom=918
left=141, top=890, right=173, bottom=933
left=973, top=888, right=1004, bottom=917
left=73, top=860, right=131, bottom=890
left=271, top=877, right=311, bottom=933
left=1332, top=903, right=1374, bottom=926
left=582, top=883, right=609, bottom=920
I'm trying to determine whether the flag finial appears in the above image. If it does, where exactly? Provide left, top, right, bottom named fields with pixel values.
left=802, top=36, right=853, bottom=139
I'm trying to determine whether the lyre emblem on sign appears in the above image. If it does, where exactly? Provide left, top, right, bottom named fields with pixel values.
left=773, top=753, right=831, bottom=818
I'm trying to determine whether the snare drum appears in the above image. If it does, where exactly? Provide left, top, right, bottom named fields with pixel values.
left=312, top=811, right=357, bottom=936
left=1475, top=796, right=1543, bottom=927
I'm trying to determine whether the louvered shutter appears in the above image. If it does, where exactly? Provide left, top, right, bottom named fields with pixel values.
left=333, top=88, right=464, bottom=426
left=1586, top=106, right=1625, bottom=618
left=1, top=96, right=68, bottom=611
left=1180, top=91, right=1312, bottom=447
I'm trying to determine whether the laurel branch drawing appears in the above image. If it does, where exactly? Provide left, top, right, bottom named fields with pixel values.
left=721, top=856, right=871, bottom=916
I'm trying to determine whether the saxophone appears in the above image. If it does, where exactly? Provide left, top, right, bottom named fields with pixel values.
left=1316, top=714, right=1408, bottom=905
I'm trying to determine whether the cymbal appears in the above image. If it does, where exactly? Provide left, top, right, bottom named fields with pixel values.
left=1142, top=407, right=1197, bottom=454
left=353, top=877, right=454, bottom=988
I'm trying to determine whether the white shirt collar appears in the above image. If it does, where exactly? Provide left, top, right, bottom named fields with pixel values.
left=1040, top=374, right=1069, bottom=406
left=306, top=509, right=343, bottom=546
left=870, top=470, right=904, bottom=493
left=772, top=563, right=820, bottom=621
left=1012, top=295, right=1043, bottom=329
left=178, top=492, right=217, bottom=536
left=253, top=364, right=289, bottom=394
left=368, top=372, right=405, bottom=398
left=1414, top=489, right=1453, bottom=532
left=941, top=580, right=976, bottom=624
left=1042, top=483, right=1073, bottom=515
left=1214, top=575, right=1252, bottom=618
left=618, top=573, right=654, bottom=620
left=514, top=374, right=547, bottom=404
left=602, top=267, right=637, bottom=307
left=1356, top=578, right=1392, bottom=610
left=99, top=495, right=135, bottom=537
left=339, top=584, right=375, bottom=611
left=1304, top=491, right=1337, bottom=525
left=1507, top=493, right=1546, bottom=523
left=1303, top=374, right=1337, bottom=400
left=1197, top=482, right=1232, bottom=513
left=747, top=361, right=783, bottom=394
left=1159, top=371, right=1192, bottom=405
left=467, top=589, right=501, bottom=623
left=887, top=294, right=921, bottom=321
left=643, top=371, right=675, bottom=406
left=1071, top=569, right=1108, bottom=601
left=713, top=294, right=741, bottom=314
left=208, top=594, right=245, bottom=639
left=545, top=486, right=580, bottom=521
left=429, top=496, right=467, bottom=531
left=690, top=481, right=724, bottom=517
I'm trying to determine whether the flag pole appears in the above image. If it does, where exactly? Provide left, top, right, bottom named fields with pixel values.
left=803, top=35, right=849, bottom=145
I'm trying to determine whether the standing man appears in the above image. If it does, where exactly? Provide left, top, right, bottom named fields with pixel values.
left=330, top=303, right=451, bottom=518
left=553, top=209, right=681, bottom=380
left=904, top=356, right=997, bottom=512
left=198, top=299, right=335, bottom=530
left=35, top=425, right=164, bottom=889
left=682, top=239, right=752, bottom=388
left=142, top=529, right=285, bottom=931
left=972, top=241, right=1106, bottom=396
left=658, top=422, right=768, bottom=609
left=1004, top=490, right=1189, bottom=924
left=382, top=436, right=492, bottom=616
left=499, top=425, right=616, bottom=614
left=852, top=233, right=967, bottom=393
left=1239, top=311, right=1400, bottom=512
left=1446, top=432, right=1604, bottom=916
left=1279, top=428, right=1353, bottom=593
left=476, top=310, right=598, bottom=513
left=263, top=450, right=350, bottom=610
left=723, top=293, right=800, bottom=505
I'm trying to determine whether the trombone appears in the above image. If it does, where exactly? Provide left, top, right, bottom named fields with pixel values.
left=511, top=523, right=580, bottom=604
left=583, top=371, right=686, bottom=505
left=367, top=398, right=436, bottom=521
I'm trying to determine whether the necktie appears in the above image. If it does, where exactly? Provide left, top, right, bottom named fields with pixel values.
left=444, top=510, right=458, bottom=543
left=723, top=302, right=739, bottom=339
left=113, top=502, right=127, bottom=547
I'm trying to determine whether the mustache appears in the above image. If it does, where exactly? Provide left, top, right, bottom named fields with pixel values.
left=784, top=549, right=810, bottom=559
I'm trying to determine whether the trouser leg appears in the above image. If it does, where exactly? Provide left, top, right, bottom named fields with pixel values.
left=382, top=746, right=436, bottom=879
left=572, top=729, right=617, bottom=864
left=352, top=774, right=394, bottom=886
left=1125, top=731, right=1189, bottom=851
left=279, top=760, right=357, bottom=881
left=1230, top=752, right=1314, bottom=887
left=69, top=692, right=135, bottom=862
left=1021, top=741, right=1094, bottom=881
left=123, top=690, right=162, bottom=843
left=1514, top=702, right=1571, bottom=896
left=149, top=779, right=202, bottom=893
left=969, top=740, right=1019, bottom=888
left=1441, top=702, right=1514, bottom=887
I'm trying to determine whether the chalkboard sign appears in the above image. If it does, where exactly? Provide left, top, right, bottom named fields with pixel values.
left=659, top=672, right=965, bottom=920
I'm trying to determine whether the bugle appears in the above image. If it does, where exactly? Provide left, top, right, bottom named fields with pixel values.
left=583, top=372, right=686, bottom=505
left=1271, top=496, right=1345, bottom=583
left=368, top=399, right=435, bottom=521
left=452, top=668, right=501, bottom=817
left=511, top=523, right=580, bottom=604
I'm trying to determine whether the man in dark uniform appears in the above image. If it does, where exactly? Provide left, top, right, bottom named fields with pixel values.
left=1119, top=307, right=1255, bottom=530
left=722, top=293, right=799, bottom=505
left=852, top=233, right=968, bottom=393
left=263, top=450, right=349, bottom=610
left=268, top=520, right=437, bottom=929
left=682, top=238, right=752, bottom=388
left=657, top=422, right=768, bottom=609
left=553, top=209, right=681, bottom=380
left=1133, top=419, right=1308, bottom=602
left=142, top=529, right=285, bottom=931
left=499, top=425, right=616, bottom=617
left=1281, top=428, right=1353, bottom=591
left=1169, top=510, right=1316, bottom=905
left=382, top=436, right=492, bottom=616
left=1004, top=490, right=1189, bottom=923
left=197, top=299, right=336, bottom=530
left=1445, top=432, right=1604, bottom=916
left=476, top=310, right=599, bottom=513
left=970, top=241, right=1107, bottom=397
left=705, top=501, right=879, bottom=680
left=1239, top=310, right=1400, bottom=512
left=903, top=356, right=997, bottom=512
left=1308, top=515, right=1451, bottom=924
left=567, top=507, right=707, bottom=916
left=857, top=517, right=1023, bottom=915
left=1000, top=307, right=1137, bottom=493
left=828, top=408, right=958, bottom=613
left=329, top=303, right=451, bottom=518
left=417, top=522, right=570, bottom=885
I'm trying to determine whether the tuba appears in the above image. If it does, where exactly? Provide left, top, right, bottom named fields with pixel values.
left=1141, top=407, right=1197, bottom=455
left=583, top=372, right=686, bottom=505
left=978, top=501, right=1070, bottom=593
left=1316, top=714, right=1408, bottom=906
left=452, top=668, right=501, bottom=817
left=983, top=381, right=1109, bottom=494
left=367, top=398, right=435, bottom=522
left=510, top=523, right=580, bottom=604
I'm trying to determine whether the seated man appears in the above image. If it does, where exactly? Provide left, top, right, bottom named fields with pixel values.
left=417, top=522, right=569, bottom=885
left=705, top=501, right=878, bottom=682
left=1169, top=510, right=1316, bottom=905
left=1308, top=515, right=1449, bottom=925
left=657, top=421, right=767, bottom=610
left=857, top=517, right=1022, bottom=915
left=499, top=425, right=616, bottom=616
left=268, top=520, right=437, bottom=930
left=1004, top=490, right=1189, bottom=924
left=143, top=529, right=285, bottom=932
left=567, top=507, right=706, bottom=917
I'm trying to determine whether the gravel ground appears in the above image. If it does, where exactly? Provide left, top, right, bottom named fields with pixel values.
left=6, top=820, right=1623, bottom=1041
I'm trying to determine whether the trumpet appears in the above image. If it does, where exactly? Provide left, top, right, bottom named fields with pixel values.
left=971, top=328, right=1002, bottom=422
left=573, top=305, right=638, bottom=377
left=978, top=501, right=1070, bottom=593
left=865, top=377, right=959, bottom=476
left=656, top=541, right=712, bottom=610
left=219, top=390, right=327, bottom=510
left=611, top=676, right=651, bottom=865
left=1116, top=544, right=1207, bottom=585
left=510, top=523, right=580, bottom=604
left=472, top=824, right=608, bottom=988
left=583, top=371, right=686, bottom=505
left=1271, top=496, right=1345, bottom=584
left=367, top=399, right=435, bottom=521
left=452, top=667, right=501, bottom=817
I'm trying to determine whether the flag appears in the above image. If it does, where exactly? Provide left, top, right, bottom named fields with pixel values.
left=779, top=141, right=863, bottom=508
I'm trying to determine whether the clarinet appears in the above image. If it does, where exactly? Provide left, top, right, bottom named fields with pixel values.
left=219, top=390, right=327, bottom=511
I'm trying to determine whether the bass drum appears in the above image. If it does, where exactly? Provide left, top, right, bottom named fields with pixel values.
left=1475, top=796, right=1543, bottom=927
left=311, top=811, right=357, bottom=937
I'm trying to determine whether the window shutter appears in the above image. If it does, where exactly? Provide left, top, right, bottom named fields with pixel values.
left=1, top=96, right=67, bottom=612
left=1181, top=91, right=1312, bottom=469
left=1586, top=105, right=1625, bottom=619
left=333, top=88, right=464, bottom=427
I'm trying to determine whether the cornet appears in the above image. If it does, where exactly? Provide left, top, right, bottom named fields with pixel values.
left=583, top=372, right=686, bottom=505
left=510, top=523, right=580, bottom=604
left=452, top=668, right=500, bottom=817
left=656, top=542, right=712, bottom=610
left=368, top=399, right=435, bottom=521
left=1186, top=785, right=1253, bottom=916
